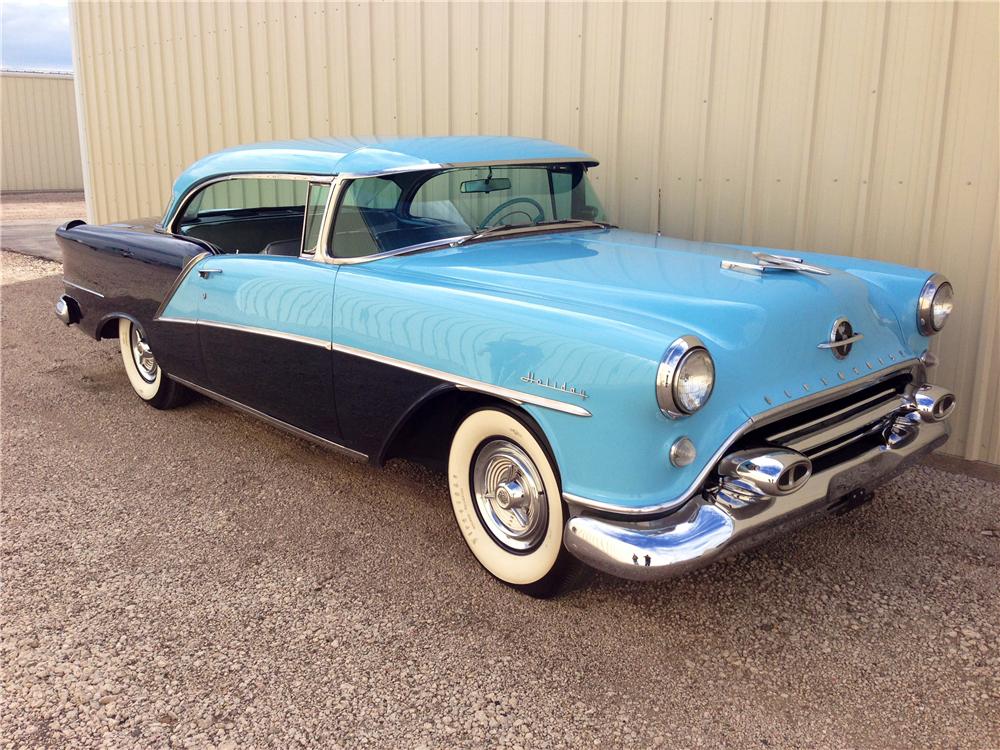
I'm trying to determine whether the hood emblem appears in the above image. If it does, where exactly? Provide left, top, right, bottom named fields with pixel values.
left=721, top=252, right=831, bottom=276
left=817, top=317, right=864, bottom=359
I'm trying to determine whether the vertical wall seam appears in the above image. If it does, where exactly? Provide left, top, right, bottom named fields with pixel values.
left=792, top=0, right=827, bottom=249
left=740, top=0, right=770, bottom=245
left=850, top=0, right=890, bottom=257
left=915, top=2, right=958, bottom=270
left=693, top=1, right=720, bottom=242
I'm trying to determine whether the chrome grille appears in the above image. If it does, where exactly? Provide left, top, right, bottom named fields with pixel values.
left=733, top=372, right=914, bottom=473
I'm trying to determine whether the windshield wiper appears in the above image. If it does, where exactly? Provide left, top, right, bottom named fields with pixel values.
left=528, top=218, right=615, bottom=230
left=451, top=218, right=613, bottom=248
left=450, top=223, right=532, bottom=247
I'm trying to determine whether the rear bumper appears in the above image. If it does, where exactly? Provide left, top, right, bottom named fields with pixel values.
left=563, top=417, right=949, bottom=581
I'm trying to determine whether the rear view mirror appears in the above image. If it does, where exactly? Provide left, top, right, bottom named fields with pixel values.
left=460, top=177, right=512, bottom=194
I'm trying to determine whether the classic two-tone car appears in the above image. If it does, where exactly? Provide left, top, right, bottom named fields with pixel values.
left=55, top=136, right=956, bottom=596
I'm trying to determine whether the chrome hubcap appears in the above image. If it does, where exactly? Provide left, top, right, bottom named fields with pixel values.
left=472, top=439, right=547, bottom=551
left=130, top=324, right=157, bottom=383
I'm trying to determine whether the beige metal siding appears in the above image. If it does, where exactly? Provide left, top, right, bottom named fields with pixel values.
left=1, top=72, right=84, bottom=191
left=71, top=0, right=1000, bottom=462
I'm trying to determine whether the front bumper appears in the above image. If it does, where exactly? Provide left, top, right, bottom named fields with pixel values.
left=563, top=416, right=949, bottom=581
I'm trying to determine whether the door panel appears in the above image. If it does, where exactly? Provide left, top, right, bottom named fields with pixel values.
left=175, top=254, right=341, bottom=442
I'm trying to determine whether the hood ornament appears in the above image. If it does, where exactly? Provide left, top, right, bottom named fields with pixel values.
left=817, top=317, right=863, bottom=359
left=721, top=252, right=831, bottom=276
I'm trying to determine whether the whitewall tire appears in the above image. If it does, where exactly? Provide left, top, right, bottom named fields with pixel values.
left=449, top=407, right=575, bottom=597
left=117, top=319, right=188, bottom=409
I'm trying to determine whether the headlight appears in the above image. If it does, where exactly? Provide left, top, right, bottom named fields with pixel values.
left=917, top=273, right=954, bottom=335
left=656, top=336, right=715, bottom=418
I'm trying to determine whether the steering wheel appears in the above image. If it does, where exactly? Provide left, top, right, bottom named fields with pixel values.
left=480, top=197, right=546, bottom=228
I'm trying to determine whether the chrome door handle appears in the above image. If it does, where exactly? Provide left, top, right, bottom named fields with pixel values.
left=198, top=268, right=223, bottom=278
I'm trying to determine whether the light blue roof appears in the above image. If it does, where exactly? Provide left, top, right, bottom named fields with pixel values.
left=164, top=136, right=596, bottom=224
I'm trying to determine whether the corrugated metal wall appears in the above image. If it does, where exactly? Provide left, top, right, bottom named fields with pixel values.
left=71, top=1, right=999, bottom=463
left=1, top=72, right=84, bottom=191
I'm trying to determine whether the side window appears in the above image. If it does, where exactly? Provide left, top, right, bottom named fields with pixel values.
left=330, top=178, right=402, bottom=259
left=177, top=178, right=310, bottom=254
left=302, top=183, right=331, bottom=254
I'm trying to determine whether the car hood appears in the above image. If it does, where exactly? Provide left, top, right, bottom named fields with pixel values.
left=391, top=228, right=914, bottom=417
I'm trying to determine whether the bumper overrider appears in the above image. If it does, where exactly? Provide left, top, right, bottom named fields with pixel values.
left=564, top=380, right=954, bottom=581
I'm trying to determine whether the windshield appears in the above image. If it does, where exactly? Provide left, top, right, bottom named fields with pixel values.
left=330, top=164, right=607, bottom=259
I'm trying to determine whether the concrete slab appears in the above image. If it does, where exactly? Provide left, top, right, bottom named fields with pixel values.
left=1, top=219, right=64, bottom=262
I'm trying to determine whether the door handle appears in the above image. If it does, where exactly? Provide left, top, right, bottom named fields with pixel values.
left=198, top=268, right=223, bottom=279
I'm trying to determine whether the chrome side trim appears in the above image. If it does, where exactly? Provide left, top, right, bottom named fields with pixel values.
left=326, top=339, right=592, bottom=417
left=64, top=279, right=105, bottom=298
left=168, top=375, right=368, bottom=461
left=151, top=316, right=591, bottom=417
left=563, top=359, right=922, bottom=517
left=197, top=319, right=331, bottom=349
left=153, top=251, right=209, bottom=319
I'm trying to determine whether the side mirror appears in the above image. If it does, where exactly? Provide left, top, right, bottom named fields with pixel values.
left=578, top=205, right=599, bottom=221
left=460, top=177, right=512, bottom=194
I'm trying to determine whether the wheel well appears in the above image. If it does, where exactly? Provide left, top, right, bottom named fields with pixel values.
left=96, top=316, right=121, bottom=340
left=378, top=388, right=558, bottom=480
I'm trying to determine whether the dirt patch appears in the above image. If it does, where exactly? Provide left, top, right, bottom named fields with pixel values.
left=1, top=191, right=86, bottom=222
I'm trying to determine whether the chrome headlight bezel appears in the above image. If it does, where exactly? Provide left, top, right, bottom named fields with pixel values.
left=917, top=273, right=953, bottom=335
left=656, top=336, right=715, bottom=418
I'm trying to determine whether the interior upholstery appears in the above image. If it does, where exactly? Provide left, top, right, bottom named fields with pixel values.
left=181, top=212, right=304, bottom=254
left=261, top=239, right=302, bottom=256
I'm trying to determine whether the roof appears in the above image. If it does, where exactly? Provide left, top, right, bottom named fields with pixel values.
left=164, top=136, right=597, bottom=223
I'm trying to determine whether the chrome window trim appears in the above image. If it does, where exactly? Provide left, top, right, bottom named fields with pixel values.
left=167, top=374, right=368, bottom=462
left=162, top=172, right=335, bottom=234
left=917, top=272, right=951, bottom=335
left=149, top=315, right=592, bottom=418
left=319, top=161, right=603, bottom=266
left=64, top=279, right=105, bottom=298
left=565, top=359, right=923, bottom=517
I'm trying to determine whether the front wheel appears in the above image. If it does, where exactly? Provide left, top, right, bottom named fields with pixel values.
left=117, top=319, right=189, bottom=409
left=448, top=408, right=576, bottom=597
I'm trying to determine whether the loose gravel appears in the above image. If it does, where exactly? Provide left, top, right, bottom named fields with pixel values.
left=2, top=250, right=998, bottom=748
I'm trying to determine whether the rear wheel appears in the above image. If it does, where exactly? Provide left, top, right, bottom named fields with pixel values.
left=117, top=319, right=189, bottom=409
left=448, top=408, right=576, bottom=597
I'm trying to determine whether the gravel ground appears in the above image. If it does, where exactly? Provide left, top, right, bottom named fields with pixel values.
left=2, top=250, right=998, bottom=749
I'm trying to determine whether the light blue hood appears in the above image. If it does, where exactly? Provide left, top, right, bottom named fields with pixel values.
left=388, top=228, right=915, bottom=417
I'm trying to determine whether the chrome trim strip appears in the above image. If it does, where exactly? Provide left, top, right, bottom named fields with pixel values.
left=153, top=252, right=209, bottom=319
left=150, top=316, right=591, bottom=417
left=563, top=359, right=922, bottom=517
left=64, top=279, right=105, bottom=298
left=766, top=387, right=898, bottom=444
left=197, top=319, right=331, bottom=349
left=326, top=339, right=592, bottom=417
left=154, top=316, right=197, bottom=325
left=167, top=375, right=368, bottom=462
left=782, top=397, right=905, bottom=454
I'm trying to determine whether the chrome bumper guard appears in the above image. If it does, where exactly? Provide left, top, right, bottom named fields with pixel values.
left=564, top=389, right=953, bottom=581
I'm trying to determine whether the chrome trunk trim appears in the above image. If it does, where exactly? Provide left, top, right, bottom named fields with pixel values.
left=64, top=279, right=105, bottom=298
